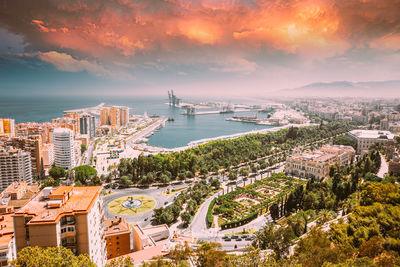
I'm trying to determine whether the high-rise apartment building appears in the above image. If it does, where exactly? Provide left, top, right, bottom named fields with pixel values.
left=100, top=108, right=110, bottom=126
left=52, top=128, right=75, bottom=169
left=80, top=114, right=96, bottom=138
left=0, top=119, right=15, bottom=137
left=110, top=107, right=120, bottom=128
left=100, top=107, right=129, bottom=128
left=119, top=107, right=129, bottom=126
left=7, top=136, right=43, bottom=178
left=0, top=148, right=32, bottom=191
left=13, top=186, right=106, bottom=266
left=42, top=143, right=54, bottom=172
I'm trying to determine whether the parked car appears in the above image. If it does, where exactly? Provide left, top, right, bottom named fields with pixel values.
left=224, top=238, right=231, bottom=241
left=231, top=235, right=239, bottom=239
left=236, top=238, right=242, bottom=241
left=241, top=235, right=248, bottom=239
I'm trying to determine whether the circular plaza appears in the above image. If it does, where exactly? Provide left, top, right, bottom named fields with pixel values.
left=107, top=195, right=156, bottom=216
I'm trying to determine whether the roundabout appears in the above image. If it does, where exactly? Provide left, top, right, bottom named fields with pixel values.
left=107, top=195, right=156, bottom=216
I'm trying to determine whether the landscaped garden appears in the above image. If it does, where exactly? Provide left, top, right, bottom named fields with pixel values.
left=212, top=173, right=307, bottom=229
left=108, top=195, right=156, bottom=216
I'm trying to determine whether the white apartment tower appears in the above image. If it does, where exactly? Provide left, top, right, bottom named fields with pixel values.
left=52, top=128, right=75, bottom=169
left=0, top=148, right=33, bottom=191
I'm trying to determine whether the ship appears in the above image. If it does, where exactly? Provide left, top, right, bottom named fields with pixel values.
left=167, top=117, right=175, bottom=121
left=219, top=105, right=234, bottom=114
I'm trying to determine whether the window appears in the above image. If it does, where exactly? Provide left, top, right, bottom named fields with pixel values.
left=116, top=242, right=119, bottom=245
left=116, top=236, right=119, bottom=240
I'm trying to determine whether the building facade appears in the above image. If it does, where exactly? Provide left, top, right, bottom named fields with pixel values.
left=80, top=114, right=96, bottom=138
left=0, top=119, right=15, bottom=137
left=285, top=145, right=355, bottom=181
left=7, top=136, right=43, bottom=178
left=100, top=107, right=129, bottom=128
left=104, top=218, right=131, bottom=259
left=13, top=186, right=106, bottom=266
left=348, top=130, right=397, bottom=155
left=0, top=149, right=32, bottom=191
left=52, top=128, right=75, bottom=169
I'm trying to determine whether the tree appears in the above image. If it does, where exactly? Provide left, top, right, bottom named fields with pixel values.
left=270, top=202, right=280, bottom=221
left=73, top=165, right=97, bottom=185
left=195, top=242, right=227, bottom=267
left=81, top=144, right=87, bottom=154
left=252, top=224, right=295, bottom=260
left=210, top=178, right=220, bottom=189
left=40, top=177, right=60, bottom=189
left=11, top=246, right=95, bottom=267
left=49, top=166, right=66, bottom=179
left=167, top=244, right=193, bottom=265
left=106, top=256, right=134, bottom=267
left=181, top=211, right=191, bottom=226
left=228, top=172, right=237, bottom=181
left=293, top=228, right=346, bottom=267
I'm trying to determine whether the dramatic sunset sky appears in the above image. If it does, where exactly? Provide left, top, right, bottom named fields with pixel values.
left=0, top=0, right=399, bottom=97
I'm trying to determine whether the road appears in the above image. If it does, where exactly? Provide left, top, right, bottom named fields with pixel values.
left=377, top=153, right=389, bottom=178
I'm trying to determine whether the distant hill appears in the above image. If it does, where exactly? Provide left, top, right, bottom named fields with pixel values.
left=275, top=80, right=400, bottom=98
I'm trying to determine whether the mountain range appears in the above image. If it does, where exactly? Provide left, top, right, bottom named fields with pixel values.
left=275, top=80, right=400, bottom=98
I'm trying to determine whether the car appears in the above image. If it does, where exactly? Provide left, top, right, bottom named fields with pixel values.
left=245, top=237, right=253, bottom=241
left=224, top=238, right=231, bottom=241
left=241, top=235, right=248, bottom=239
left=236, top=238, right=242, bottom=241
left=231, top=235, right=239, bottom=239
left=222, top=236, right=229, bottom=240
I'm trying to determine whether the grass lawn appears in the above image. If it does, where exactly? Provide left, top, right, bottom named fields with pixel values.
left=108, top=195, right=156, bottom=216
left=224, top=228, right=256, bottom=237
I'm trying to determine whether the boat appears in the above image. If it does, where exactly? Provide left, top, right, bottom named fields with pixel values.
left=167, top=117, right=175, bottom=121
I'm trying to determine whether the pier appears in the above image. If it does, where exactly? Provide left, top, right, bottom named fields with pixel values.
left=64, top=102, right=105, bottom=115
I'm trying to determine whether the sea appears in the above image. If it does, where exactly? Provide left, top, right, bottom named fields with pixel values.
left=0, top=95, right=274, bottom=149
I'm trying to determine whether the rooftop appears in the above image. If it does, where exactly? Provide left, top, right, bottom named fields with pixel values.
left=14, top=186, right=102, bottom=224
left=349, top=130, right=396, bottom=140
left=104, top=217, right=130, bottom=236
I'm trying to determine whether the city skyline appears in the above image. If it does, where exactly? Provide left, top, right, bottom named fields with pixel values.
left=1, top=0, right=400, bottom=97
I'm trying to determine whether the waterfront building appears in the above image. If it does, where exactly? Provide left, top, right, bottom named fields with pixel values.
left=100, top=108, right=110, bottom=126
left=7, top=136, right=43, bottom=178
left=110, top=107, right=120, bottom=128
left=13, top=186, right=106, bottom=266
left=0, top=119, right=15, bottom=137
left=285, top=145, right=355, bottom=181
left=119, top=107, right=129, bottom=126
left=80, top=114, right=96, bottom=138
left=101, top=106, right=129, bottom=128
left=348, top=130, right=397, bottom=155
left=52, top=128, right=75, bottom=169
left=0, top=148, right=32, bottom=192
left=104, top=217, right=131, bottom=259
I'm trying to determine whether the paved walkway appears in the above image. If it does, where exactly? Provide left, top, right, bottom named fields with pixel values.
left=377, top=153, right=389, bottom=178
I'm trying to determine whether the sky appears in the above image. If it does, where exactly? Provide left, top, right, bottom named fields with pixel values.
left=0, top=0, right=400, bottom=97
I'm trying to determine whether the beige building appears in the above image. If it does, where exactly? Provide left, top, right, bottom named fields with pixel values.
left=349, top=130, right=397, bottom=155
left=0, top=119, right=15, bottom=138
left=100, top=106, right=129, bottom=128
left=13, top=186, right=106, bottom=266
left=285, top=145, right=355, bottom=181
left=132, top=223, right=169, bottom=252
